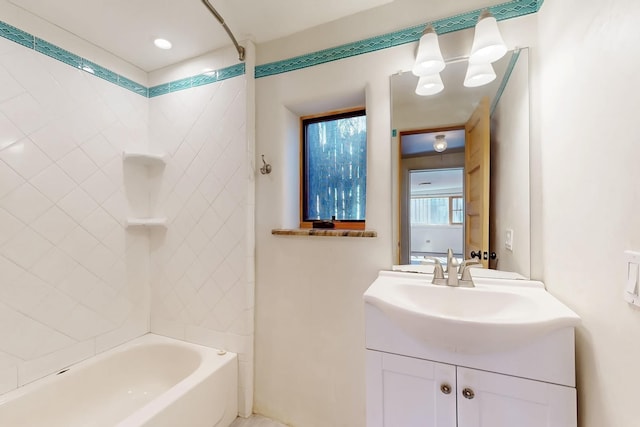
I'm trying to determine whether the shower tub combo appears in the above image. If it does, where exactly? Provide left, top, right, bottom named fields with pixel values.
left=0, top=334, right=238, bottom=427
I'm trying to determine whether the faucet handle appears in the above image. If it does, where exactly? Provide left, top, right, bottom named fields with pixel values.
left=460, top=262, right=482, bottom=281
left=458, top=259, right=481, bottom=274
left=421, top=257, right=445, bottom=280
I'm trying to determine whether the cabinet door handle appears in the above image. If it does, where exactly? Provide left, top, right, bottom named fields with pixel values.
left=462, top=387, right=475, bottom=399
left=440, top=384, right=452, bottom=395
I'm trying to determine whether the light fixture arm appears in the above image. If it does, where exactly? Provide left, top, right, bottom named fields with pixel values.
left=201, top=0, right=245, bottom=61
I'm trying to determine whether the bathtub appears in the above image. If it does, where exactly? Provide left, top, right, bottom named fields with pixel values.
left=0, top=334, right=238, bottom=427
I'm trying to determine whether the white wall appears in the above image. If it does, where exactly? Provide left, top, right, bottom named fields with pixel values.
left=535, top=1, right=640, bottom=426
left=0, top=31, right=148, bottom=394
left=491, top=48, right=531, bottom=277
left=254, top=13, right=537, bottom=427
left=254, top=47, right=398, bottom=426
left=410, top=224, right=463, bottom=254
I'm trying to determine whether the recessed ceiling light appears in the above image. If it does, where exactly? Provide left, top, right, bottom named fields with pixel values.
left=154, top=38, right=172, bottom=50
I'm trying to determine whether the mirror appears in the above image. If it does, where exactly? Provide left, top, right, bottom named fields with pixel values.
left=391, top=48, right=531, bottom=277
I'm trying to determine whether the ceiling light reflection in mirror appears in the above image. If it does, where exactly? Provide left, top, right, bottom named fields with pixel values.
left=401, top=130, right=465, bottom=157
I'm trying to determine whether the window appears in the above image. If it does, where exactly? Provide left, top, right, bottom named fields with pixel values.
left=301, top=108, right=367, bottom=229
left=410, top=196, right=463, bottom=225
left=449, top=196, right=463, bottom=224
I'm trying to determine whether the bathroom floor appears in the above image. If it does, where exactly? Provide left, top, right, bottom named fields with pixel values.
left=230, top=415, right=288, bottom=427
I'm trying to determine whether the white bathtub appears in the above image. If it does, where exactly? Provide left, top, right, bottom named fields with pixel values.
left=0, top=334, right=238, bottom=427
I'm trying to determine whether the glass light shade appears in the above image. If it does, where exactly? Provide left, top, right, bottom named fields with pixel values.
left=464, top=62, right=496, bottom=87
left=433, top=135, right=447, bottom=152
left=415, top=73, right=444, bottom=96
left=412, top=27, right=445, bottom=76
left=469, top=15, right=507, bottom=64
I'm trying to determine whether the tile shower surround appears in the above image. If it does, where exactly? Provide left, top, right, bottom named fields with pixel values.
left=0, top=31, right=254, bottom=415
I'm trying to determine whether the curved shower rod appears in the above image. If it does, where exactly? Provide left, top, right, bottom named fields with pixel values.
left=201, top=0, right=245, bottom=61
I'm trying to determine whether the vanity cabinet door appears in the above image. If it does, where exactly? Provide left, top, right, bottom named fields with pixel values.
left=456, top=367, right=577, bottom=427
left=366, top=350, right=456, bottom=427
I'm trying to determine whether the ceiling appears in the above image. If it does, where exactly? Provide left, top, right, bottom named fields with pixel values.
left=402, top=129, right=465, bottom=157
left=8, top=0, right=504, bottom=72
left=410, top=169, right=463, bottom=196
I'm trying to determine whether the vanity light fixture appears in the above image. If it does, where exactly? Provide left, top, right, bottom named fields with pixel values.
left=464, top=62, right=497, bottom=87
left=154, top=38, right=173, bottom=50
left=433, top=134, right=447, bottom=152
left=415, top=73, right=444, bottom=96
left=469, top=9, right=507, bottom=64
left=412, top=24, right=445, bottom=77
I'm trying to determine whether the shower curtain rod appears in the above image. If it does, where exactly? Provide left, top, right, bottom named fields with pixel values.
left=201, top=0, right=245, bottom=61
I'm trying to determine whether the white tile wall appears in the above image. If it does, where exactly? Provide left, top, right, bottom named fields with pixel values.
left=0, top=31, right=254, bottom=416
left=149, top=76, right=254, bottom=416
left=0, top=36, right=148, bottom=393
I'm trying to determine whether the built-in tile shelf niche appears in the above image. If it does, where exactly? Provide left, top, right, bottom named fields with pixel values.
left=123, top=151, right=167, bottom=166
left=122, top=150, right=167, bottom=229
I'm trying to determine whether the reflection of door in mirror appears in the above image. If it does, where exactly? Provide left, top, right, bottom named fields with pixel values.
left=399, top=127, right=465, bottom=266
left=464, top=97, right=490, bottom=267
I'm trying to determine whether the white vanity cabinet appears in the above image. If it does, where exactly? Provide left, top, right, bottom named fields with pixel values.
left=366, top=351, right=456, bottom=427
left=456, top=366, right=576, bottom=427
left=367, top=350, right=576, bottom=427
left=364, top=271, right=580, bottom=427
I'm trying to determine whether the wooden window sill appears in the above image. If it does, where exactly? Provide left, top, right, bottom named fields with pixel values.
left=271, top=228, right=377, bottom=238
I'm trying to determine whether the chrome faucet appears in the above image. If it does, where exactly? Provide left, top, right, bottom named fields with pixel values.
left=423, top=249, right=481, bottom=287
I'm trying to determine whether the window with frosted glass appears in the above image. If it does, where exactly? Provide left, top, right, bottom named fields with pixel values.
left=302, top=109, right=367, bottom=222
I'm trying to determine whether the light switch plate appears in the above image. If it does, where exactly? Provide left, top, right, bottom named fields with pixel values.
left=624, top=250, right=640, bottom=307
left=505, top=229, right=513, bottom=251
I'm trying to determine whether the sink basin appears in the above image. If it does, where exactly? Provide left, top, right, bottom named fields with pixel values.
left=364, top=271, right=581, bottom=354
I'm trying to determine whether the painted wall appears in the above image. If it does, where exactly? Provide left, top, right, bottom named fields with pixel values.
left=254, top=47, right=396, bottom=426
left=491, top=49, right=531, bottom=277
left=0, top=28, right=148, bottom=394
left=254, top=13, right=537, bottom=426
left=534, top=1, right=640, bottom=426
left=410, top=224, right=463, bottom=255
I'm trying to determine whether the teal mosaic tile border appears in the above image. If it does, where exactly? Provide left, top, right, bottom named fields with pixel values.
left=0, top=20, right=150, bottom=97
left=0, top=21, right=33, bottom=49
left=255, top=0, right=541, bottom=78
left=0, top=20, right=244, bottom=98
left=491, top=48, right=522, bottom=116
left=148, top=63, right=245, bottom=98
left=1, top=0, right=534, bottom=93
